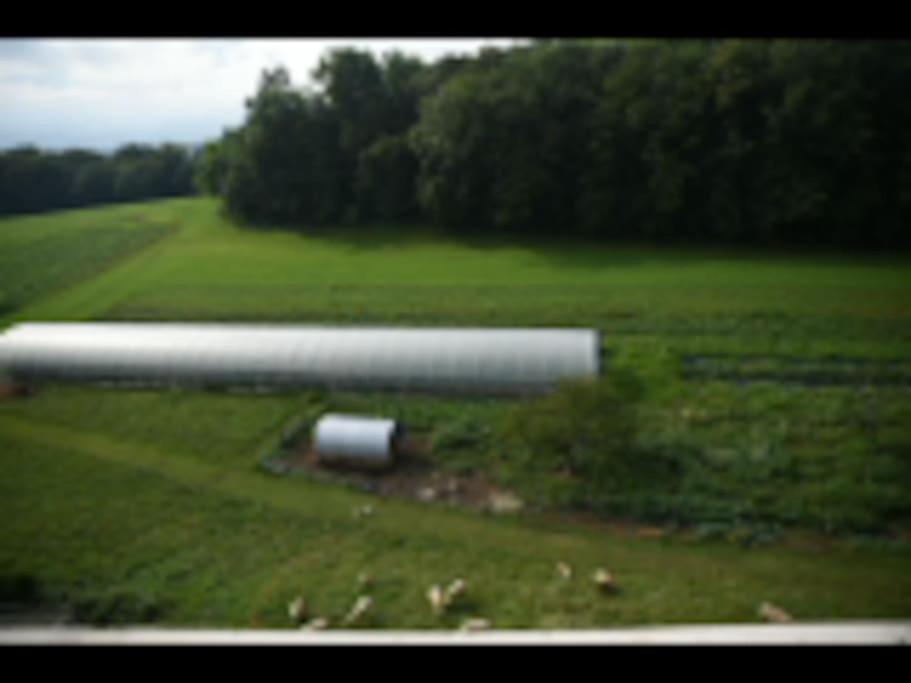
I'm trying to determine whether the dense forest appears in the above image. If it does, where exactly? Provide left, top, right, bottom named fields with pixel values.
left=195, top=39, right=911, bottom=248
left=4, top=40, right=910, bottom=248
left=0, top=143, right=197, bottom=216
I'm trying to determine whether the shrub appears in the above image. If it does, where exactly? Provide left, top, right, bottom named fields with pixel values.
left=0, top=572, right=41, bottom=602
left=431, top=417, right=491, bottom=454
left=495, top=371, right=647, bottom=506
left=430, top=417, right=493, bottom=475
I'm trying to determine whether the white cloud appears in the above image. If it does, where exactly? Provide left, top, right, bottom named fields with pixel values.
left=0, top=38, right=523, bottom=151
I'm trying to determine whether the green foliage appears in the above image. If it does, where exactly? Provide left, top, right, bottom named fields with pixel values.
left=0, top=572, right=41, bottom=602
left=204, top=39, right=911, bottom=248
left=430, top=416, right=492, bottom=475
left=355, top=134, right=420, bottom=222
left=0, top=143, right=196, bottom=217
left=315, top=51, right=386, bottom=153
left=70, top=159, right=117, bottom=205
left=6, top=40, right=909, bottom=247
left=193, top=133, right=244, bottom=197
left=583, top=41, right=716, bottom=240
left=431, top=417, right=490, bottom=454
left=410, top=44, right=596, bottom=232
left=0, top=211, right=174, bottom=315
left=496, top=373, right=646, bottom=506
left=214, top=54, right=431, bottom=227
left=221, top=68, right=347, bottom=225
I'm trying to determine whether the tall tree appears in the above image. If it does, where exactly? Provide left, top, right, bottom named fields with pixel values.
left=223, top=67, right=346, bottom=225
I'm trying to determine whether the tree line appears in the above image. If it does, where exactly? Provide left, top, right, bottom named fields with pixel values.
left=0, top=143, right=197, bottom=217
left=3, top=40, right=908, bottom=249
left=197, top=39, right=911, bottom=248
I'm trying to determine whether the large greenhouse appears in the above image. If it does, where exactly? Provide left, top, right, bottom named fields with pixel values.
left=0, top=322, right=601, bottom=395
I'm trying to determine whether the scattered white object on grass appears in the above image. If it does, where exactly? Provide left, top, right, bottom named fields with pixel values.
left=344, top=596, right=374, bottom=626
left=428, top=579, right=467, bottom=615
left=556, top=562, right=573, bottom=580
left=353, top=504, right=375, bottom=519
left=300, top=617, right=330, bottom=631
left=460, top=618, right=491, bottom=632
left=427, top=585, right=447, bottom=615
left=487, top=491, right=524, bottom=514
left=592, top=568, right=618, bottom=593
left=759, top=601, right=793, bottom=623
left=445, top=578, right=467, bottom=604
left=287, top=596, right=307, bottom=623
left=417, top=486, right=438, bottom=502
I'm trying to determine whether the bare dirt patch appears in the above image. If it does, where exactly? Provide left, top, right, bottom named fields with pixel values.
left=270, top=434, right=523, bottom=514
left=0, top=383, right=32, bottom=401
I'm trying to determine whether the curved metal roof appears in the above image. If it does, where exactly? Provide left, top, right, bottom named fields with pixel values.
left=313, top=414, right=398, bottom=465
left=0, top=322, right=601, bottom=394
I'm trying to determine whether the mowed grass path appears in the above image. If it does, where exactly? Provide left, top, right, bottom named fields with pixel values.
left=1, top=197, right=910, bottom=627
left=0, top=203, right=176, bottom=319
left=10, top=198, right=910, bottom=330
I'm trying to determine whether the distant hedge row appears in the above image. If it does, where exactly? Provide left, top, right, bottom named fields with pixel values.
left=199, top=39, right=911, bottom=248
left=0, top=144, right=196, bottom=217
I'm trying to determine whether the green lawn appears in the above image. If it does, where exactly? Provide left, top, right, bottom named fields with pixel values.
left=1, top=197, right=910, bottom=628
left=0, top=203, right=175, bottom=317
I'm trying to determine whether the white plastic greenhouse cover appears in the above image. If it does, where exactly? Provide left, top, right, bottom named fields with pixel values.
left=0, top=322, right=600, bottom=394
left=313, top=414, right=398, bottom=467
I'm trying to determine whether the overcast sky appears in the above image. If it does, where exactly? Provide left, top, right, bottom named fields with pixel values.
left=0, top=38, right=524, bottom=152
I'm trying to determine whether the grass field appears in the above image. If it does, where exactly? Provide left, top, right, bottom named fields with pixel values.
left=1, top=197, right=910, bottom=628
left=0, top=206, right=175, bottom=317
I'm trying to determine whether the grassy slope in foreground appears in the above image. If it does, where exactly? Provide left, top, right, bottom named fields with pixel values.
left=2, top=417, right=910, bottom=629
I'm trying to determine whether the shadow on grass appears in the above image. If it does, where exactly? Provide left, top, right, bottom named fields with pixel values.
left=232, top=215, right=657, bottom=270
left=230, top=212, right=911, bottom=274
